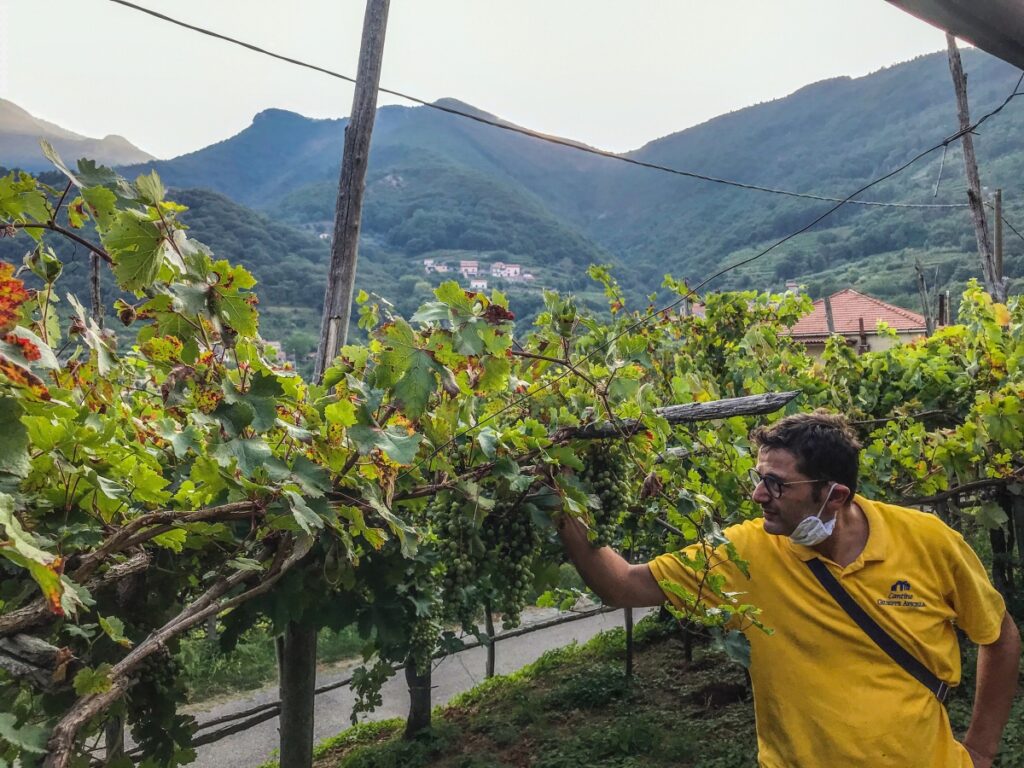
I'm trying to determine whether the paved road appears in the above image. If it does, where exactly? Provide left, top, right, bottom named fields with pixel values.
left=184, top=607, right=644, bottom=768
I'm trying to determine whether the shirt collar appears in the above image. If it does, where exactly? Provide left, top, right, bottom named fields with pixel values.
left=786, top=493, right=889, bottom=564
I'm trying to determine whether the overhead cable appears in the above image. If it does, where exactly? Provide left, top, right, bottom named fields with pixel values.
left=102, top=0, right=1024, bottom=475
left=106, top=0, right=1006, bottom=211
left=399, top=73, right=1024, bottom=478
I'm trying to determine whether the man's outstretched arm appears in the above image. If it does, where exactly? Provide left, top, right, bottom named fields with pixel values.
left=557, top=514, right=666, bottom=608
left=963, top=612, right=1021, bottom=768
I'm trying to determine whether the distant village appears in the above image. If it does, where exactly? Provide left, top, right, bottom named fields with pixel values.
left=422, top=258, right=536, bottom=292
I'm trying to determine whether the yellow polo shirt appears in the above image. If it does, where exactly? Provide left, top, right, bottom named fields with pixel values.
left=648, top=495, right=1006, bottom=768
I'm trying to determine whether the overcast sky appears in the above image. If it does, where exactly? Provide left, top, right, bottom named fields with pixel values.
left=2, top=1, right=950, bottom=159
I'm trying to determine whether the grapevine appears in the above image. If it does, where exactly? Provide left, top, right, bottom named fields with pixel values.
left=580, top=441, right=633, bottom=546
left=482, top=498, right=539, bottom=629
left=431, top=493, right=487, bottom=627
left=0, top=151, right=1021, bottom=766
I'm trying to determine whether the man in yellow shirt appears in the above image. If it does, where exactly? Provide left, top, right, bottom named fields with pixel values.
left=559, top=411, right=1021, bottom=767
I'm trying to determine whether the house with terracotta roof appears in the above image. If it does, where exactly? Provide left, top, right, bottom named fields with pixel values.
left=789, top=289, right=927, bottom=355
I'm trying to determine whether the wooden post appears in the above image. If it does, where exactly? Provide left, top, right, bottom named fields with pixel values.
left=994, top=189, right=1004, bottom=284
left=624, top=547, right=634, bottom=680
left=404, top=664, right=432, bottom=739
left=858, top=317, right=868, bottom=353
left=823, top=296, right=836, bottom=335
left=282, top=4, right=391, bottom=764
left=1012, top=495, right=1024, bottom=581
left=313, top=0, right=392, bottom=380
left=90, top=252, right=103, bottom=328
left=206, top=614, right=218, bottom=651
left=484, top=603, right=496, bottom=679
left=937, top=293, right=947, bottom=327
left=624, top=607, right=635, bottom=680
left=914, top=258, right=935, bottom=336
left=103, top=716, right=123, bottom=761
left=277, top=624, right=317, bottom=768
left=946, top=34, right=1003, bottom=301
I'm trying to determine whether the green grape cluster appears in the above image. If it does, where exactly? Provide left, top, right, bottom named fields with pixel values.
left=429, top=493, right=487, bottom=626
left=127, top=650, right=193, bottom=766
left=408, top=611, right=441, bottom=676
left=483, top=499, right=539, bottom=629
left=581, top=441, right=632, bottom=546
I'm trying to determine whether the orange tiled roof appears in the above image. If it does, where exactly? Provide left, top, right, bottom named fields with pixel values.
left=789, top=289, right=926, bottom=338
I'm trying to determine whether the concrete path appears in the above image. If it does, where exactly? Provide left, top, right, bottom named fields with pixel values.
left=183, top=607, right=644, bottom=768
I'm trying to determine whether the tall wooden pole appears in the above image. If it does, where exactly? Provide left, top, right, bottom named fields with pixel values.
left=90, top=253, right=103, bottom=328
left=313, top=0, right=391, bottom=380
left=279, top=3, right=391, bottom=766
left=277, top=624, right=318, bottom=768
left=994, top=188, right=1004, bottom=286
left=823, top=296, right=836, bottom=335
left=915, top=257, right=935, bottom=336
left=484, top=603, right=496, bottom=678
left=945, top=34, right=1004, bottom=302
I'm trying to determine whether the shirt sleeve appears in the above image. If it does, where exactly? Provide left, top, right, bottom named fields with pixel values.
left=946, top=532, right=1006, bottom=645
left=647, top=524, right=752, bottom=615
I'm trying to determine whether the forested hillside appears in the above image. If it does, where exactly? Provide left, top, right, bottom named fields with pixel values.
left=113, top=47, right=1024, bottom=311
left=6, top=47, right=1024, bottom=318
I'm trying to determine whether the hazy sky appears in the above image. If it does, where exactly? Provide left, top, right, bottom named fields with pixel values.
left=2, top=1, right=951, bottom=160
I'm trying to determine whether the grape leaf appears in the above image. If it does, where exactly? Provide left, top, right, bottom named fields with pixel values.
left=0, top=713, right=49, bottom=754
left=347, top=426, right=423, bottom=465
left=325, top=399, right=357, bottom=427
left=73, top=664, right=113, bottom=695
left=213, top=438, right=272, bottom=478
left=104, top=212, right=164, bottom=291
left=134, top=171, right=165, bottom=206
left=285, top=490, right=324, bottom=535
left=0, top=397, right=29, bottom=478
left=99, top=615, right=133, bottom=648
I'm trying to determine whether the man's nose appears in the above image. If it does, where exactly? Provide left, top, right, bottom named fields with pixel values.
left=751, top=480, right=770, bottom=503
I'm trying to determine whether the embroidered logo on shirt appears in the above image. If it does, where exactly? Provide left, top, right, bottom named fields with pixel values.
left=877, top=579, right=925, bottom=609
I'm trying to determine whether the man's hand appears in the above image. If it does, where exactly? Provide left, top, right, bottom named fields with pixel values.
left=963, top=612, right=1021, bottom=766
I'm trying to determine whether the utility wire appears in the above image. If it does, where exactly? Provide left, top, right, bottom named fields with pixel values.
left=982, top=201, right=1024, bottom=248
left=398, top=75, right=1024, bottom=480
left=108, top=0, right=989, bottom=211
left=104, top=0, right=1024, bottom=478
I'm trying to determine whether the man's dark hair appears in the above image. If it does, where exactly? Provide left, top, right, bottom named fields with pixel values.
left=750, top=410, right=861, bottom=494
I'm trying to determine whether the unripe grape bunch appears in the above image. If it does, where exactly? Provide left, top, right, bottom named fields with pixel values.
left=580, top=441, right=633, bottom=546
left=483, top=497, right=539, bottom=629
left=428, top=493, right=488, bottom=627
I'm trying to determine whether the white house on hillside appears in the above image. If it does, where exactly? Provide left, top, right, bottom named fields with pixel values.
left=491, top=262, right=522, bottom=278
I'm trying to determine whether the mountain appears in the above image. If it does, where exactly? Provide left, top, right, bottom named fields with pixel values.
left=0, top=99, right=155, bottom=170
left=584, top=50, right=1024, bottom=288
left=118, top=47, right=1024, bottom=310
left=5, top=46, right=1024, bottom=324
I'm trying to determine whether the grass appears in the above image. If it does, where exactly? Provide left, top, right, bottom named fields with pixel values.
left=251, top=612, right=1024, bottom=768
left=178, top=568, right=587, bottom=705
left=178, top=624, right=363, bottom=704
left=257, top=615, right=761, bottom=768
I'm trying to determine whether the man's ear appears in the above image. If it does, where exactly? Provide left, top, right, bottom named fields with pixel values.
left=830, top=483, right=852, bottom=507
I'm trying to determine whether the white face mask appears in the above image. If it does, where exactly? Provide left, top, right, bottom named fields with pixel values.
left=788, top=483, right=838, bottom=547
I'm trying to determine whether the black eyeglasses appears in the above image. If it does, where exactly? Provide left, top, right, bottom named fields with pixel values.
left=748, top=468, right=823, bottom=499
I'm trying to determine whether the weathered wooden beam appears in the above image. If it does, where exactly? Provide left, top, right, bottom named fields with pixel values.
left=946, top=34, right=1002, bottom=301
left=0, top=635, right=71, bottom=692
left=570, top=391, right=799, bottom=440
left=886, top=1, right=1024, bottom=72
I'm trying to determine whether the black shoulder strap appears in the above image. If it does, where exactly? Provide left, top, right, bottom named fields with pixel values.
left=805, top=558, right=951, bottom=702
